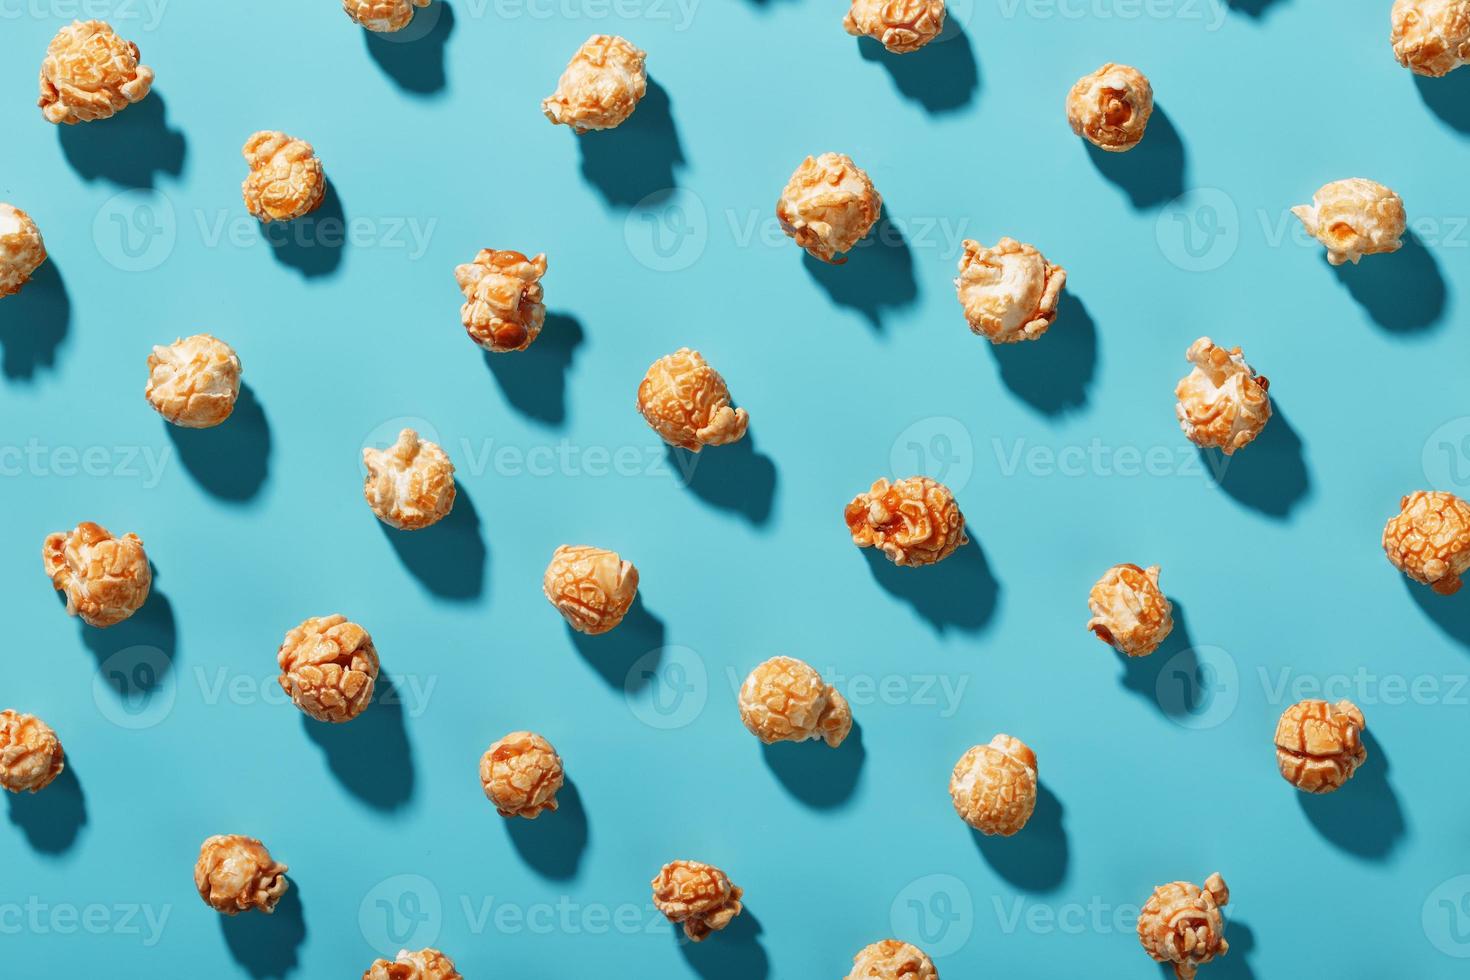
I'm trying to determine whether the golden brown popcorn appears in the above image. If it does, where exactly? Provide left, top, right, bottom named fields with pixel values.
left=843, top=0, right=946, bottom=54
left=542, top=35, right=648, bottom=133
left=949, top=734, right=1038, bottom=836
left=738, top=656, right=852, bottom=747
left=845, top=476, right=966, bottom=567
left=1291, top=178, right=1405, bottom=266
left=362, top=428, right=457, bottom=531
left=1274, top=699, right=1366, bottom=794
left=43, top=522, right=151, bottom=628
left=38, top=20, right=154, bottom=125
left=1137, top=873, right=1230, bottom=980
left=0, top=204, right=47, bottom=299
left=344, top=0, right=431, bottom=32
left=1174, top=337, right=1271, bottom=456
left=1066, top=63, right=1152, bottom=152
left=363, top=948, right=463, bottom=980
left=777, top=153, right=883, bottom=263
left=194, top=835, right=288, bottom=915
left=479, top=731, right=564, bottom=819
left=276, top=615, right=380, bottom=723
left=636, top=348, right=748, bottom=452
left=954, top=238, right=1066, bottom=343
left=0, top=710, right=65, bottom=794
left=1087, top=564, right=1173, bottom=657
left=845, top=940, right=939, bottom=980
left=1383, top=490, right=1470, bottom=595
left=1392, top=0, right=1470, bottom=76
left=651, top=860, right=743, bottom=942
left=454, top=249, right=547, bottom=353
left=145, top=334, right=241, bottom=429
left=543, top=545, right=638, bottom=635
left=241, top=132, right=326, bottom=224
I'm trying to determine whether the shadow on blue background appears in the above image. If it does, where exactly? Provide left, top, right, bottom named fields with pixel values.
left=1298, top=729, right=1406, bottom=860
left=1406, top=575, right=1470, bottom=647
left=379, top=480, right=487, bottom=600
left=1414, top=68, right=1470, bottom=134
left=860, top=532, right=1000, bottom=633
left=667, top=429, right=778, bottom=525
left=220, top=879, right=307, bottom=979
left=1226, top=0, right=1289, bottom=16
left=578, top=78, right=686, bottom=208
left=81, top=575, right=178, bottom=691
left=1118, top=599, right=1196, bottom=718
left=855, top=26, right=980, bottom=115
left=1213, top=916, right=1259, bottom=980
left=569, top=593, right=666, bottom=689
left=57, top=91, right=186, bottom=188
left=507, top=776, right=588, bottom=880
left=1199, top=401, right=1310, bottom=519
left=1331, top=231, right=1446, bottom=334
left=166, top=382, right=271, bottom=503
left=801, top=214, right=918, bottom=328
left=676, top=906, right=770, bottom=980
left=974, top=781, right=1069, bottom=892
left=761, top=719, right=865, bottom=809
left=485, top=312, right=584, bottom=427
left=7, top=762, right=86, bottom=854
left=990, top=292, right=1097, bottom=417
left=303, top=673, right=415, bottom=811
left=1085, top=104, right=1186, bottom=210
left=364, top=0, right=454, bottom=96
left=261, top=179, right=346, bottom=279
left=0, top=259, right=69, bottom=380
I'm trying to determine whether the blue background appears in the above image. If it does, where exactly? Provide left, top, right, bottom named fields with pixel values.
left=3, top=0, right=1470, bottom=976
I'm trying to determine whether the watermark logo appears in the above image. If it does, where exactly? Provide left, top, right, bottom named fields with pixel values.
left=992, top=437, right=1228, bottom=481
left=1155, top=645, right=1238, bottom=729
left=360, top=875, right=443, bottom=956
left=996, top=0, right=1226, bottom=30
left=1423, top=875, right=1470, bottom=958
left=890, top=874, right=973, bottom=958
left=1, top=0, right=169, bottom=30
left=94, top=191, right=176, bottom=273
left=625, top=190, right=708, bottom=273
left=1157, top=188, right=1240, bottom=272
left=465, top=0, right=701, bottom=31
left=625, top=645, right=708, bottom=730
left=93, top=645, right=175, bottom=730
left=0, top=898, right=170, bottom=946
left=1423, top=417, right=1470, bottom=496
left=891, top=417, right=974, bottom=493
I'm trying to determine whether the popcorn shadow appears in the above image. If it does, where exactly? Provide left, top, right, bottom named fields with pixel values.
left=973, top=782, right=1068, bottom=893
left=1211, top=916, right=1259, bottom=980
left=860, top=533, right=999, bottom=633
left=990, top=292, right=1097, bottom=417
left=80, top=577, right=178, bottom=693
left=1226, top=0, right=1288, bottom=16
left=1414, top=64, right=1470, bottom=133
left=675, top=906, right=770, bottom=980
left=1197, top=401, right=1310, bottom=520
left=1085, top=103, right=1186, bottom=210
left=578, top=78, right=686, bottom=208
left=221, top=879, right=307, bottom=979
left=855, top=25, right=980, bottom=114
left=261, top=178, right=347, bottom=279
left=57, top=91, right=186, bottom=188
left=0, top=259, right=70, bottom=380
left=303, top=674, right=415, bottom=811
left=1331, top=231, right=1446, bottom=334
left=1298, top=730, right=1406, bottom=860
left=800, top=215, right=919, bottom=328
left=7, top=763, right=86, bottom=854
left=364, top=0, right=455, bottom=96
left=166, top=382, right=271, bottom=503
left=1405, top=575, right=1470, bottom=647
left=380, top=482, right=487, bottom=601
left=1118, top=599, right=1196, bottom=718
left=666, top=429, right=778, bottom=526
left=484, top=311, right=584, bottom=427
left=760, top=719, right=865, bottom=810
left=507, top=777, right=588, bottom=880
left=569, top=593, right=666, bottom=689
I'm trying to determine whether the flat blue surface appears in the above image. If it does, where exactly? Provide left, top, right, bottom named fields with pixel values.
left=3, top=1, right=1470, bottom=976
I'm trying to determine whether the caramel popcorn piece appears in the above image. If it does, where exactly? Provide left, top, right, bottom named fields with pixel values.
left=0, top=710, right=65, bottom=794
left=241, top=132, right=326, bottom=224
left=738, top=656, right=853, bottom=747
left=843, top=0, right=946, bottom=53
left=479, top=731, right=564, bottom=819
left=344, top=0, right=431, bottom=32
left=1138, top=873, right=1230, bottom=980
left=0, top=204, right=47, bottom=299
left=777, top=153, right=883, bottom=264
left=636, top=348, right=748, bottom=452
left=145, top=334, right=241, bottom=428
left=543, top=545, right=639, bottom=635
left=454, top=249, right=547, bottom=353
left=845, top=940, right=939, bottom=980
left=1392, top=0, right=1470, bottom=76
left=845, top=476, right=966, bottom=567
left=949, top=734, right=1038, bottom=836
left=542, top=35, right=648, bottom=133
left=38, top=20, right=153, bottom=125
left=1174, top=337, right=1271, bottom=456
left=1087, top=563, right=1173, bottom=657
left=363, top=428, right=457, bottom=531
left=1383, top=490, right=1470, bottom=595
left=363, top=948, right=463, bottom=980
left=954, top=237, right=1066, bottom=343
left=1291, top=178, right=1405, bottom=266
left=43, top=522, right=150, bottom=628
left=651, top=860, right=743, bottom=942
left=194, top=835, right=288, bottom=915
left=277, top=615, right=380, bottom=723
left=1275, top=699, right=1366, bottom=794
left=1066, top=63, right=1152, bottom=152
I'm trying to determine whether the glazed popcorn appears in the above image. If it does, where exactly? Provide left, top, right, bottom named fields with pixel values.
left=1383, top=491, right=1470, bottom=595
left=845, top=940, right=939, bottom=980
left=954, top=238, right=1066, bottom=343
left=38, top=20, right=153, bottom=125
left=738, top=656, right=853, bottom=747
left=241, top=132, right=326, bottom=224
left=363, top=948, right=463, bottom=980
left=362, top=428, right=457, bottom=531
left=1291, top=179, right=1405, bottom=266
left=0, top=710, right=65, bottom=794
left=949, top=734, right=1038, bottom=836
left=145, top=334, right=242, bottom=429
left=843, top=0, right=946, bottom=53
left=776, top=153, right=883, bottom=263
left=43, top=522, right=151, bottom=628
left=1174, top=337, right=1271, bottom=456
left=344, top=0, right=431, bottom=32
left=479, top=731, right=564, bottom=819
left=543, top=545, right=639, bottom=635
left=844, top=476, right=967, bottom=567
left=454, top=249, right=547, bottom=353
left=542, top=35, right=648, bottom=133
left=651, top=861, right=744, bottom=942
left=194, top=835, right=288, bottom=915
left=637, top=348, right=748, bottom=451
left=276, top=615, right=380, bottom=723
left=1087, top=564, right=1174, bottom=657
left=1137, top=873, right=1230, bottom=980
left=1391, top=0, right=1470, bottom=76
left=1066, top=63, right=1153, bottom=152
left=1275, top=699, right=1367, bottom=794
left=0, top=204, right=47, bottom=299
